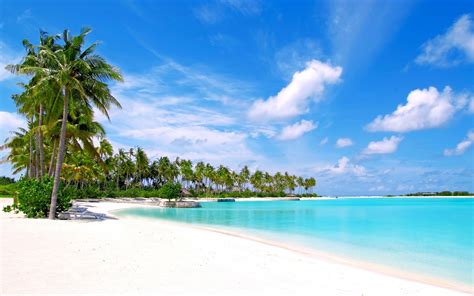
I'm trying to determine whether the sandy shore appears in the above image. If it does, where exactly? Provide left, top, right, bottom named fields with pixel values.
left=0, top=199, right=471, bottom=296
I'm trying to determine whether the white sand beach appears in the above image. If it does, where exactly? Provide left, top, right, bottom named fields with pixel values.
left=0, top=198, right=471, bottom=296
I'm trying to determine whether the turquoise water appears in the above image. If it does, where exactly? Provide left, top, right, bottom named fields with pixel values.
left=117, top=198, right=473, bottom=286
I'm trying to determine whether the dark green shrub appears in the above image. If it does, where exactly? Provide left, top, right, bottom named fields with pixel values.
left=158, top=183, right=182, bottom=201
left=0, top=176, right=15, bottom=185
left=11, top=177, right=71, bottom=218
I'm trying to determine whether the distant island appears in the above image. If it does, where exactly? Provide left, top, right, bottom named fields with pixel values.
left=387, top=191, right=473, bottom=197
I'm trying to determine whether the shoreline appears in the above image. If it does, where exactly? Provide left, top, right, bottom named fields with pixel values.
left=114, top=206, right=472, bottom=294
left=2, top=199, right=471, bottom=295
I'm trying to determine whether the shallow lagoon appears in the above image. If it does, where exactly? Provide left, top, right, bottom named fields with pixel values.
left=118, top=198, right=473, bottom=286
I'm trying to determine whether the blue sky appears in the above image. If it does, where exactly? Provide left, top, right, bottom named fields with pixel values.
left=0, top=0, right=473, bottom=195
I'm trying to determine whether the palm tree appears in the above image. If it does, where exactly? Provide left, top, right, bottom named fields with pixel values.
left=179, top=159, right=193, bottom=189
left=273, top=172, right=285, bottom=193
left=135, top=147, right=149, bottom=187
left=9, top=33, right=62, bottom=178
left=296, top=176, right=304, bottom=194
left=203, top=163, right=215, bottom=194
left=284, top=172, right=296, bottom=194
left=250, top=170, right=263, bottom=192
left=194, top=161, right=205, bottom=193
left=238, top=166, right=250, bottom=192
left=9, top=28, right=123, bottom=219
left=304, top=177, right=316, bottom=194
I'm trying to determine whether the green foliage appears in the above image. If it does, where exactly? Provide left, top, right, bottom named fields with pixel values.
left=62, top=185, right=104, bottom=200
left=0, top=176, right=15, bottom=185
left=0, top=183, right=18, bottom=197
left=8, top=177, right=71, bottom=218
left=403, top=191, right=473, bottom=196
left=195, top=189, right=317, bottom=198
left=158, top=182, right=182, bottom=201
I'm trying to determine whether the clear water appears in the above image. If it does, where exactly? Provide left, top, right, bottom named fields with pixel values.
left=117, top=198, right=473, bottom=286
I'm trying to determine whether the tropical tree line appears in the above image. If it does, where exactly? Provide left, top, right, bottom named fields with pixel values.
left=61, top=145, right=317, bottom=196
left=1, top=28, right=317, bottom=219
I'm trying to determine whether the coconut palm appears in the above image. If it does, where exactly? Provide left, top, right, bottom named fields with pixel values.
left=8, top=28, right=123, bottom=218
left=237, top=166, right=250, bottom=192
left=135, top=147, right=149, bottom=187
left=194, top=161, right=205, bottom=192
left=250, top=170, right=263, bottom=192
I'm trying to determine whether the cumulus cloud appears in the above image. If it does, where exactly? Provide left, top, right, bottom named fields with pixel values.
left=444, top=131, right=474, bottom=156
left=362, top=136, right=403, bottom=155
left=248, top=60, right=342, bottom=121
left=335, top=138, right=353, bottom=148
left=416, top=14, right=474, bottom=67
left=277, top=120, right=317, bottom=141
left=366, top=86, right=470, bottom=132
left=321, top=156, right=366, bottom=176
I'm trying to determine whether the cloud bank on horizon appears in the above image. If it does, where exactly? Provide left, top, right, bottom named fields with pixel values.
left=0, top=1, right=473, bottom=195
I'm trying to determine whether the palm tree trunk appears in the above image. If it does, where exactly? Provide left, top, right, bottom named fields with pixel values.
left=35, top=143, right=39, bottom=178
left=49, top=88, right=68, bottom=220
left=48, top=140, right=57, bottom=177
left=37, top=104, right=45, bottom=177
left=28, top=134, right=34, bottom=178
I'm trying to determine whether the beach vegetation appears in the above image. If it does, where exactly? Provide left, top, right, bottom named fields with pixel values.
left=3, top=28, right=122, bottom=218
left=4, top=177, right=71, bottom=218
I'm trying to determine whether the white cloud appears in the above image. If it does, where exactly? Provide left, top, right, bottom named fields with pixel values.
left=469, top=98, right=474, bottom=113
left=93, top=61, right=265, bottom=169
left=366, top=86, right=469, bottom=132
left=444, top=131, right=474, bottom=156
left=0, top=111, right=26, bottom=142
left=318, top=156, right=366, bottom=176
left=335, top=137, right=353, bottom=148
left=0, top=42, right=22, bottom=82
left=248, top=60, right=342, bottom=121
left=249, top=127, right=277, bottom=139
left=416, top=14, right=474, bottom=67
left=362, top=136, right=403, bottom=155
left=0, top=111, right=25, bottom=130
left=320, top=137, right=328, bottom=145
left=277, top=120, right=317, bottom=141
left=275, top=39, right=323, bottom=78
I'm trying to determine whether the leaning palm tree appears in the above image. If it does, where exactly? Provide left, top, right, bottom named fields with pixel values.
left=9, top=28, right=123, bottom=219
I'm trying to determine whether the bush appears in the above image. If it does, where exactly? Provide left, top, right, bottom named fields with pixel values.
left=6, top=177, right=72, bottom=218
left=0, top=183, right=18, bottom=197
left=158, top=183, right=182, bottom=201
left=0, top=176, right=15, bottom=185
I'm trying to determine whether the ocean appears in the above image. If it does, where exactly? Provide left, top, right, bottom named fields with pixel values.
left=117, top=198, right=473, bottom=286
